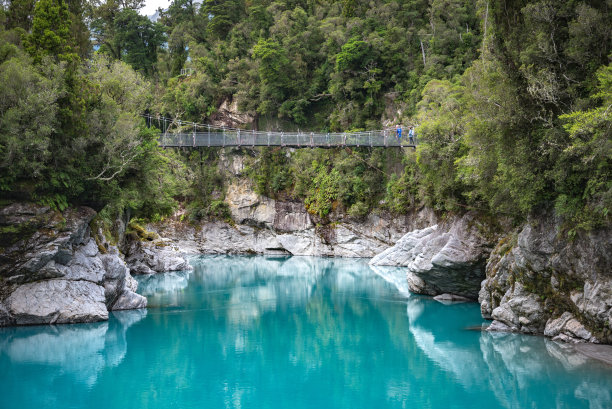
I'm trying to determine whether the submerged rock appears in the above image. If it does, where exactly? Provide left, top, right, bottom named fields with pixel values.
left=0, top=203, right=146, bottom=327
left=433, top=293, right=473, bottom=303
left=370, top=213, right=496, bottom=299
left=0, top=309, right=147, bottom=386
left=480, top=216, right=612, bottom=344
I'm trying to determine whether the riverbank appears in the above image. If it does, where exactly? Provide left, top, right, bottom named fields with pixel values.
left=1, top=199, right=610, bottom=346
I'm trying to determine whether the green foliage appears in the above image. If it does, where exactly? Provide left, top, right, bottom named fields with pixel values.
left=1, top=0, right=609, bottom=236
left=203, top=0, right=243, bottom=39
left=335, top=38, right=369, bottom=72
left=252, top=38, right=292, bottom=115
left=287, top=148, right=394, bottom=219
left=90, top=0, right=165, bottom=77
left=303, top=162, right=341, bottom=218
left=180, top=148, right=230, bottom=222
left=556, top=64, right=612, bottom=231
left=154, top=0, right=482, bottom=130
left=0, top=49, right=62, bottom=191
left=415, top=79, right=469, bottom=211
left=0, top=26, right=183, bottom=218
left=25, top=0, right=76, bottom=64
left=384, top=157, right=419, bottom=214
left=6, top=0, right=36, bottom=31
left=208, top=200, right=231, bottom=220
left=112, top=9, right=165, bottom=76
left=248, top=148, right=292, bottom=196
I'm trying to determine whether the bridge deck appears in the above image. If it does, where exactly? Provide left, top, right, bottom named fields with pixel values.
left=158, top=131, right=416, bottom=148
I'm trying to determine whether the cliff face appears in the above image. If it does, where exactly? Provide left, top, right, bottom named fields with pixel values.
left=147, top=177, right=437, bottom=258
left=369, top=213, right=498, bottom=299
left=2, top=194, right=609, bottom=344
left=480, top=217, right=612, bottom=344
left=147, top=204, right=436, bottom=258
left=146, top=149, right=437, bottom=258
left=0, top=203, right=146, bottom=326
left=367, top=207, right=611, bottom=344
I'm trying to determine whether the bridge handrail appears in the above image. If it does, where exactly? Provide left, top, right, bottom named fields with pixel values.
left=142, top=114, right=417, bottom=147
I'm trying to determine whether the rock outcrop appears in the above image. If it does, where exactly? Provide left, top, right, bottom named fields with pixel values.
left=225, top=179, right=276, bottom=228
left=141, top=149, right=438, bottom=259
left=370, top=213, right=496, bottom=299
left=147, top=205, right=436, bottom=258
left=123, top=235, right=192, bottom=275
left=0, top=203, right=146, bottom=326
left=209, top=98, right=255, bottom=128
left=479, top=216, right=612, bottom=343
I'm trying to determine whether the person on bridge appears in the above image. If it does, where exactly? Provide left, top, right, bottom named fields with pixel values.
left=396, top=124, right=402, bottom=141
left=408, top=126, right=415, bottom=145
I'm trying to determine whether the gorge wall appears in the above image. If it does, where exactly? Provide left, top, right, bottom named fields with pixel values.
left=0, top=204, right=146, bottom=326
left=143, top=149, right=436, bottom=259
left=1, top=171, right=610, bottom=345
left=369, top=211, right=611, bottom=344
left=480, top=217, right=612, bottom=344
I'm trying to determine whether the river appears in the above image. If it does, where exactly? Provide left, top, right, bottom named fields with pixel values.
left=0, top=255, right=610, bottom=408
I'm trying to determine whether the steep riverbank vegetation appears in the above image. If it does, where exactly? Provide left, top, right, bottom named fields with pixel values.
left=0, top=0, right=609, bottom=235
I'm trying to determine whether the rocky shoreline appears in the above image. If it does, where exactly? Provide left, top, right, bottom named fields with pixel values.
left=0, top=197, right=610, bottom=346
left=0, top=203, right=146, bottom=326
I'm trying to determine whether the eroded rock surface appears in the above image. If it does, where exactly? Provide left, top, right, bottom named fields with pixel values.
left=138, top=150, right=437, bottom=260
left=123, top=236, right=192, bottom=275
left=480, top=217, right=612, bottom=343
left=225, top=179, right=276, bottom=227
left=0, top=203, right=146, bottom=326
left=370, top=213, right=496, bottom=299
left=148, top=207, right=435, bottom=258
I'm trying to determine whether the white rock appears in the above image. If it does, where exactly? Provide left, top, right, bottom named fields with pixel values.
left=7, top=280, right=108, bottom=325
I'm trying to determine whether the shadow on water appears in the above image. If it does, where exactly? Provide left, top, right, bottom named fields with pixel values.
left=0, top=255, right=611, bottom=409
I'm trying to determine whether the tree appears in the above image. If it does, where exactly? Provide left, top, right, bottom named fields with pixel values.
left=66, top=0, right=91, bottom=59
left=25, top=0, right=76, bottom=63
left=202, top=0, right=243, bottom=39
left=5, top=0, right=36, bottom=31
left=90, top=0, right=148, bottom=60
left=555, top=64, right=612, bottom=230
left=112, top=8, right=165, bottom=76
left=252, top=38, right=291, bottom=115
left=415, top=79, right=468, bottom=211
left=0, top=51, right=63, bottom=191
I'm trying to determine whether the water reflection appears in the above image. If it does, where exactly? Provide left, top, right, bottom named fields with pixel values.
left=370, top=264, right=411, bottom=296
left=405, top=296, right=612, bottom=408
left=0, top=309, right=146, bottom=386
left=137, top=270, right=191, bottom=296
left=1, top=256, right=611, bottom=409
left=139, top=255, right=407, bottom=323
left=479, top=332, right=612, bottom=409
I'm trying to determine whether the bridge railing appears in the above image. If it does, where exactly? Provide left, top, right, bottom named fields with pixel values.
left=146, top=113, right=416, bottom=147
left=158, top=130, right=413, bottom=147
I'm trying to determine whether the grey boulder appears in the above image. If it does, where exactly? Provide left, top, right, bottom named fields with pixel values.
left=370, top=213, right=496, bottom=299
left=0, top=203, right=146, bottom=327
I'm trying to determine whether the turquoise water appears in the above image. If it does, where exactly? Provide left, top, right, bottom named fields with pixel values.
left=1, top=256, right=611, bottom=409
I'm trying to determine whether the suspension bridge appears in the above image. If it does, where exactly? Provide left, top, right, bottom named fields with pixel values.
left=145, top=115, right=417, bottom=148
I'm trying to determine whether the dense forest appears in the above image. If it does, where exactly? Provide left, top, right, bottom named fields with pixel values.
left=0, top=0, right=610, bottom=235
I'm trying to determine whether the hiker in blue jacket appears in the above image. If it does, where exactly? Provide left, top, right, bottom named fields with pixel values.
left=396, top=124, right=402, bottom=141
